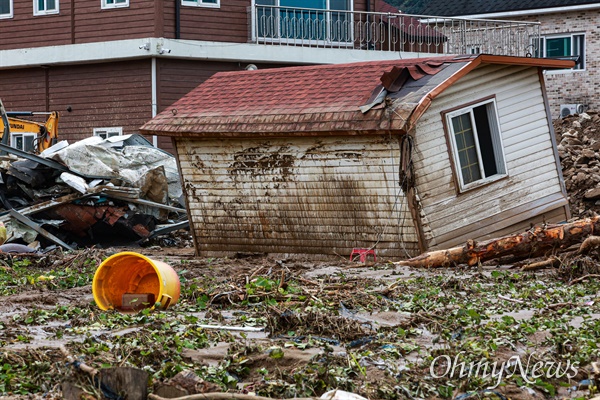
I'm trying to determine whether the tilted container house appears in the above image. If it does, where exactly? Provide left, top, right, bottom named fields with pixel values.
left=141, top=54, right=574, bottom=259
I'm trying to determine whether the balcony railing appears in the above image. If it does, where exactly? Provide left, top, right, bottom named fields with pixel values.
left=251, top=5, right=540, bottom=57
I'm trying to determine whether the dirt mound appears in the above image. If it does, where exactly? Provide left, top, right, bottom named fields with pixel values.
left=553, top=111, right=600, bottom=218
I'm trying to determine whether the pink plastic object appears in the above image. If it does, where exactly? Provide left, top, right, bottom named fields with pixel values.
left=349, top=248, right=376, bottom=263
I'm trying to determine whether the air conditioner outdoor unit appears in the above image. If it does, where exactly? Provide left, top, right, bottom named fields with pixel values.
left=560, top=103, right=585, bottom=118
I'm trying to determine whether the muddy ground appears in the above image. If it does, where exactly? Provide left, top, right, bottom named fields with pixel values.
left=1, top=113, right=600, bottom=399
left=0, top=241, right=600, bottom=400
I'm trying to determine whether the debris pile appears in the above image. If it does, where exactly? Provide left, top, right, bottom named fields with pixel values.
left=554, top=111, right=600, bottom=218
left=0, top=135, right=187, bottom=250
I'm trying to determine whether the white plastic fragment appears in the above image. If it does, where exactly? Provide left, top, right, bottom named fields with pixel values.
left=321, top=390, right=369, bottom=400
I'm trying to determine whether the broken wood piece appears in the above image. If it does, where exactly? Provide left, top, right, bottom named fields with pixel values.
left=497, top=294, right=524, bottom=304
left=9, top=209, right=74, bottom=250
left=0, top=192, right=90, bottom=223
left=197, top=324, right=264, bottom=332
left=60, top=345, right=99, bottom=377
left=296, top=276, right=320, bottom=286
left=145, top=220, right=190, bottom=240
left=542, top=302, right=576, bottom=312
left=520, top=256, right=561, bottom=271
left=394, top=217, right=600, bottom=268
left=568, top=274, right=600, bottom=286
left=99, top=367, right=149, bottom=400
left=148, top=393, right=319, bottom=400
left=579, top=235, right=600, bottom=253
left=103, top=192, right=186, bottom=213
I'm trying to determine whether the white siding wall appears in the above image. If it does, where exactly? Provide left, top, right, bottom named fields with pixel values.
left=177, top=135, right=420, bottom=259
left=413, top=63, right=567, bottom=249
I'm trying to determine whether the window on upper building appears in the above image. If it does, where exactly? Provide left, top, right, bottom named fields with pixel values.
left=11, top=132, right=37, bottom=153
left=34, top=0, right=59, bottom=16
left=255, top=0, right=352, bottom=43
left=444, top=98, right=507, bottom=192
left=534, top=33, right=585, bottom=71
left=93, top=127, right=122, bottom=139
left=182, top=0, right=220, bottom=8
left=101, top=0, right=128, bottom=9
left=0, top=0, right=13, bottom=18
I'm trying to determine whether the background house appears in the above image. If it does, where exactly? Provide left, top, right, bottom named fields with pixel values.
left=390, top=0, right=600, bottom=118
left=0, top=0, right=538, bottom=153
left=141, top=55, right=573, bottom=259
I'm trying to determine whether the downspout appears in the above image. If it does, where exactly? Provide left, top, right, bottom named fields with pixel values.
left=175, top=0, right=181, bottom=39
left=70, top=0, right=75, bottom=44
left=151, top=58, right=158, bottom=147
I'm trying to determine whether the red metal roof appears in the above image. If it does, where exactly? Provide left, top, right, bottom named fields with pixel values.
left=141, top=56, right=462, bottom=137
left=140, top=54, right=575, bottom=138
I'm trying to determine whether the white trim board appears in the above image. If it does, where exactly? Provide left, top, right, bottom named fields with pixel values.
left=0, top=37, right=442, bottom=70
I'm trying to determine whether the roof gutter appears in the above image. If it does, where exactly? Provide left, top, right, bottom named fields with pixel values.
left=454, top=3, right=600, bottom=19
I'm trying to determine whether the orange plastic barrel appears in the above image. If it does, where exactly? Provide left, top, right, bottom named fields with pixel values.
left=92, top=251, right=180, bottom=311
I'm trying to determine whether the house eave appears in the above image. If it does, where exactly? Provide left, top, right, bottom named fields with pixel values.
left=0, top=38, right=443, bottom=70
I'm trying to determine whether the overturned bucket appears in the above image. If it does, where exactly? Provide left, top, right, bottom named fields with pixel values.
left=92, top=252, right=180, bottom=312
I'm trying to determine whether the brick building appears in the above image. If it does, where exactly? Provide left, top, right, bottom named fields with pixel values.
left=402, top=0, right=600, bottom=118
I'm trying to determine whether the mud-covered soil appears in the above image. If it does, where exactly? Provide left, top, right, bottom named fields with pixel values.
left=1, top=244, right=600, bottom=400
left=3, top=112, right=600, bottom=399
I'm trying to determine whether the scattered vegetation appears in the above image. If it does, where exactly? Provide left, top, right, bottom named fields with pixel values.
left=0, top=248, right=599, bottom=399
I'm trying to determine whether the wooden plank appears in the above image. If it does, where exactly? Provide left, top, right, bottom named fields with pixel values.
left=431, top=193, right=568, bottom=249
left=503, top=124, right=549, bottom=146
left=427, top=182, right=562, bottom=235
left=440, top=64, right=533, bottom=98
left=415, top=160, right=556, bottom=205
left=421, top=167, right=560, bottom=213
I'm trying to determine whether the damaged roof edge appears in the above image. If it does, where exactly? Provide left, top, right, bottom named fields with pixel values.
left=141, top=55, right=575, bottom=138
left=405, top=54, right=576, bottom=130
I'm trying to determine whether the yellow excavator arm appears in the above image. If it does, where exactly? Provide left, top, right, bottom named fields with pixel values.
left=0, top=101, right=59, bottom=153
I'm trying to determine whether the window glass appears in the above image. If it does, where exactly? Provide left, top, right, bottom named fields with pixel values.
left=0, top=0, right=11, bottom=16
left=256, top=0, right=351, bottom=42
left=11, top=133, right=36, bottom=152
left=34, top=0, right=58, bottom=15
left=93, top=127, right=122, bottom=139
left=447, top=100, right=506, bottom=191
left=534, top=33, right=585, bottom=71
left=102, top=0, right=128, bottom=9
left=182, top=0, right=220, bottom=7
left=281, top=0, right=324, bottom=7
left=330, top=0, right=349, bottom=10
left=546, top=37, right=570, bottom=58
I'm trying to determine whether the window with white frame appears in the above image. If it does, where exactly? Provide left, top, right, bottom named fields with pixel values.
left=34, top=0, right=59, bottom=15
left=182, top=0, right=220, bottom=8
left=255, top=0, right=352, bottom=42
left=93, top=127, right=122, bottom=140
left=445, top=99, right=507, bottom=191
left=0, top=0, right=13, bottom=18
left=11, top=132, right=37, bottom=152
left=101, top=0, right=128, bottom=9
left=534, top=33, right=585, bottom=71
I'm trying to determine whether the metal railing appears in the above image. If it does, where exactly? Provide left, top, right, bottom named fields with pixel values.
left=251, top=5, right=540, bottom=57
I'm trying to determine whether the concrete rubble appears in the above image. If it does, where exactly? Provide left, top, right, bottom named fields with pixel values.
left=0, top=135, right=187, bottom=250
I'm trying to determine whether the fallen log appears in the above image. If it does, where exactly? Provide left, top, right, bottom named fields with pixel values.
left=394, top=217, right=600, bottom=268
